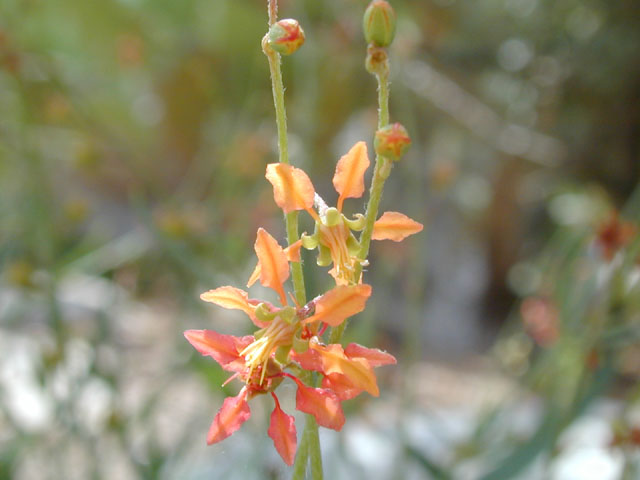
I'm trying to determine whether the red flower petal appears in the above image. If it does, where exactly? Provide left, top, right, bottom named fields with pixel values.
left=268, top=394, right=297, bottom=465
left=294, top=379, right=345, bottom=431
left=344, top=343, right=397, bottom=367
left=184, top=329, right=253, bottom=371
left=321, top=373, right=363, bottom=401
left=207, top=388, right=251, bottom=445
left=312, top=343, right=379, bottom=397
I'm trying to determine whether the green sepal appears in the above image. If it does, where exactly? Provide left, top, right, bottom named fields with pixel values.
left=316, top=244, right=332, bottom=267
left=347, top=235, right=361, bottom=255
left=255, top=303, right=277, bottom=323
left=279, top=306, right=297, bottom=324
left=344, top=213, right=366, bottom=231
left=293, top=334, right=310, bottom=353
left=275, top=344, right=292, bottom=365
left=302, top=232, right=319, bottom=249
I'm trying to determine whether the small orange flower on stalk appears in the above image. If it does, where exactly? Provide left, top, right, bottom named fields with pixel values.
left=265, top=141, right=423, bottom=285
left=184, top=227, right=394, bottom=465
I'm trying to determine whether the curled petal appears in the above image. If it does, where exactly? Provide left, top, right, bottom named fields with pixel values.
left=254, top=228, right=289, bottom=305
left=372, top=211, right=423, bottom=242
left=268, top=394, right=297, bottom=465
left=200, top=286, right=264, bottom=326
left=313, top=343, right=379, bottom=397
left=304, top=284, right=372, bottom=327
left=344, top=343, right=397, bottom=367
left=293, top=379, right=345, bottom=431
left=184, top=329, right=253, bottom=371
left=266, top=163, right=315, bottom=213
left=207, top=388, right=251, bottom=445
left=333, top=141, right=370, bottom=211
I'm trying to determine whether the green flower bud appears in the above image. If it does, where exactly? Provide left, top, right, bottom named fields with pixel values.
left=374, top=123, right=411, bottom=161
left=363, top=1, right=396, bottom=47
left=268, top=19, right=305, bottom=55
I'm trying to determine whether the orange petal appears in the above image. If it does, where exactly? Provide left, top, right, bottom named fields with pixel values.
left=293, top=379, right=345, bottom=431
left=266, top=163, right=315, bottom=213
left=200, top=286, right=266, bottom=327
left=304, top=284, right=372, bottom=326
left=344, top=343, right=397, bottom=367
left=290, top=348, right=323, bottom=372
left=313, top=343, right=379, bottom=397
left=322, top=373, right=363, bottom=401
left=254, top=228, right=289, bottom=305
left=268, top=394, right=297, bottom=465
left=284, top=239, right=303, bottom=263
left=372, top=211, right=423, bottom=242
left=207, top=388, right=251, bottom=445
left=333, top=141, right=370, bottom=211
left=184, top=329, right=253, bottom=371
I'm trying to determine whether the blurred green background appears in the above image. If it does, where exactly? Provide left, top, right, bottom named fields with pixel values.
left=1, top=0, right=639, bottom=478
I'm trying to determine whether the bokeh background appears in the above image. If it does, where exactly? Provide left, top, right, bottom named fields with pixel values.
left=1, top=0, right=639, bottom=478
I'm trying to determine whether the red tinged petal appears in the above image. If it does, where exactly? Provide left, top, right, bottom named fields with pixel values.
left=294, top=379, right=345, bottom=431
left=266, top=163, right=315, bottom=213
left=322, top=373, right=364, bottom=401
left=184, top=329, right=253, bottom=371
left=312, top=343, right=379, bottom=397
left=290, top=347, right=323, bottom=371
left=207, top=388, right=251, bottom=445
left=200, top=286, right=264, bottom=326
left=372, top=211, right=423, bottom=242
left=333, top=141, right=370, bottom=212
left=254, top=228, right=289, bottom=305
left=268, top=394, right=297, bottom=466
left=304, top=284, right=372, bottom=327
left=344, top=343, right=397, bottom=367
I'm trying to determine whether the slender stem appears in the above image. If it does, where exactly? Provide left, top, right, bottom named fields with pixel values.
left=330, top=69, right=391, bottom=345
left=264, top=4, right=318, bottom=476
left=264, top=37, right=307, bottom=307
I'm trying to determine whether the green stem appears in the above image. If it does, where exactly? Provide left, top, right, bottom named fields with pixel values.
left=264, top=5, right=318, bottom=476
left=330, top=69, right=390, bottom=344
left=264, top=38, right=307, bottom=307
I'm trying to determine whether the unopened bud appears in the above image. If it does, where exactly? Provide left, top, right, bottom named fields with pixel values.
left=374, top=123, right=411, bottom=161
left=268, top=19, right=305, bottom=55
left=363, top=1, right=396, bottom=47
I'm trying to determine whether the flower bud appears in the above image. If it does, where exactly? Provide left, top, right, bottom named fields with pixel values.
left=363, top=1, right=396, bottom=47
left=268, top=19, right=305, bottom=55
left=374, top=123, right=411, bottom=161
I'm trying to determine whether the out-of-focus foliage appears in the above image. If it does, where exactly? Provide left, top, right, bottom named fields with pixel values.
left=1, top=0, right=639, bottom=478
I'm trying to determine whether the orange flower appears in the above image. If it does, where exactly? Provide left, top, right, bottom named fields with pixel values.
left=186, top=227, right=384, bottom=464
left=266, top=141, right=423, bottom=285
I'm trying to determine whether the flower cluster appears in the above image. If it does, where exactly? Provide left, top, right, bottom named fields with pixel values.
left=185, top=142, right=421, bottom=464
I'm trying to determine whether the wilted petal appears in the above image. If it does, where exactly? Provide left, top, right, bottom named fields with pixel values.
left=184, top=329, right=253, bottom=371
left=268, top=394, right=297, bottom=465
left=294, top=379, right=345, bottom=431
left=333, top=141, right=370, bottom=211
left=372, top=211, right=423, bottom=242
left=266, top=163, right=315, bottom=213
left=254, top=228, right=289, bottom=305
left=344, top=343, right=397, bottom=367
left=304, top=284, right=372, bottom=327
left=207, top=388, right=251, bottom=445
left=313, top=343, right=379, bottom=397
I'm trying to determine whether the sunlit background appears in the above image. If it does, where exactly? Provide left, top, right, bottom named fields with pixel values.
left=1, top=0, right=639, bottom=478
